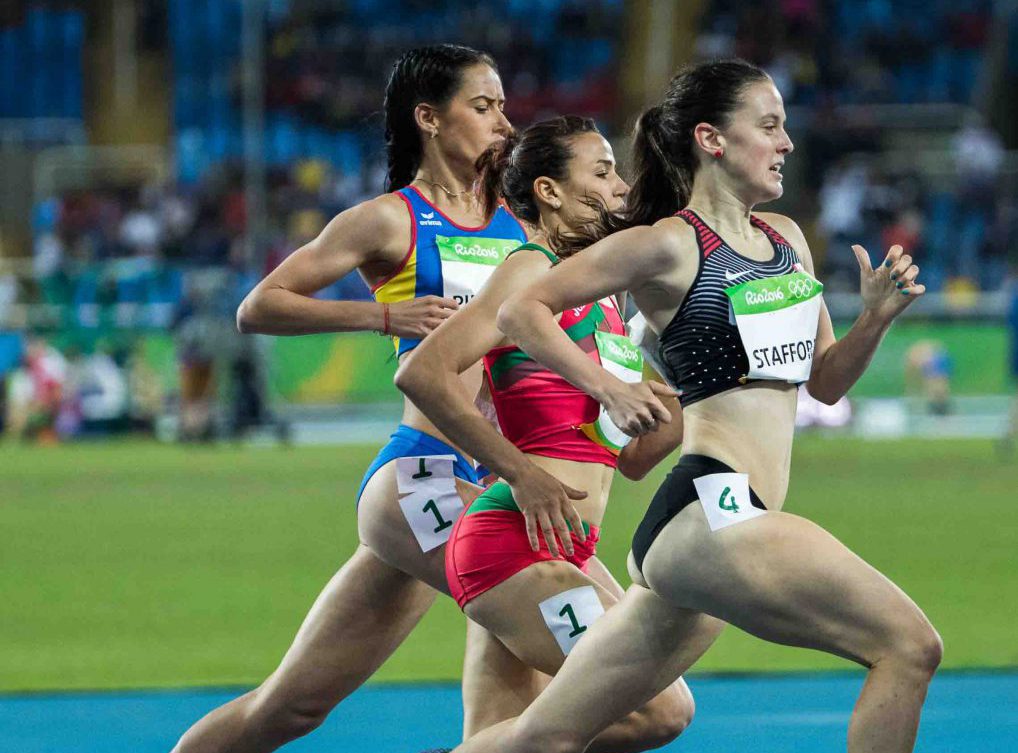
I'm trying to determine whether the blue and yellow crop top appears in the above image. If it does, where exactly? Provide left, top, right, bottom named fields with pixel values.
left=371, top=186, right=527, bottom=356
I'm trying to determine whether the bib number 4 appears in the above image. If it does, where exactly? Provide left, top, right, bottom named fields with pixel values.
left=718, top=486, right=740, bottom=513
left=693, top=472, right=766, bottom=532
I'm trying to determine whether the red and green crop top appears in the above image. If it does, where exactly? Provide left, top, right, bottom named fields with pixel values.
left=482, top=243, right=625, bottom=468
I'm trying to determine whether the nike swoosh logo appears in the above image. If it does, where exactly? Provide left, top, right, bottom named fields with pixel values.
left=724, top=269, right=753, bottom=282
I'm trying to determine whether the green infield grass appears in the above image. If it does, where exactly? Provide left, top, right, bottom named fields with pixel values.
left=2, top=436, right=1015, bottom=692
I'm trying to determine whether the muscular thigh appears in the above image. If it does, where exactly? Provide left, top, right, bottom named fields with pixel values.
left=258, top=545, right=435, bottom=709
left=358, top=460, right=480, bottom=595
left=462, top=619, right=550, bottom=738
left=643, top=503, right=934, bottom=667
left=465, top=560, right=618, bottom=677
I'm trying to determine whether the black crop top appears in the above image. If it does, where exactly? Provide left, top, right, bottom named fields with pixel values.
left=658, top=210, right=801, bottom=406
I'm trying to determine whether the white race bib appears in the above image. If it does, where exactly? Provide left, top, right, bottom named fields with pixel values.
left=396, top=456, right=463, bottom=552
left=627, top=312, right=670, bottom=385
left=436, top=235, right=519, bottom=306
left=538, top=586, right=605, bottom=656
left=725, top=271, right=823, bottom=383
left=580, top=328, right=644, bottom=454
left=693, top=472, right=767, bottom=532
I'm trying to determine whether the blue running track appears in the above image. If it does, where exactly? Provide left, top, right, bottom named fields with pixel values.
left=2, top=671, right=1016, bottom=752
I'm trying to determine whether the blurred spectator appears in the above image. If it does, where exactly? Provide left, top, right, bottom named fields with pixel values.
left=881, top=209, right=924, bottom=263
left=126, top=342, right=165, bottom=434
left=953, top=114, right=1005, bottom=197
left=4, top=337, right=67, bottom=443
left=818, top=158, right=871, bottom=290
left=173, top=273, right=236, bottom=442
left=905, top=340, right=953, bottom=415
left=60, top=344, right=130, bottom=437
left=795, top=384, right=852, bottom=428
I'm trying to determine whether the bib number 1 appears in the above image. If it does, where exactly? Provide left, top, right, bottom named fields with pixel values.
left=539, top=586, right=605, bottom=656
left=396, top=455, right=463, bottom=552
left=421, top=498, right=454, bottom=534
left=559, top=603, right=588, bottom=638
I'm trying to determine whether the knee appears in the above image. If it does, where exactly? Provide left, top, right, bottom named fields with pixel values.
left=913, top=624, right=945, bottom=675
left=887, top=621, right=944, bottom=679
left=640, top=682, right=695, bottom=747
left=248, top=686, right=334, bottom=743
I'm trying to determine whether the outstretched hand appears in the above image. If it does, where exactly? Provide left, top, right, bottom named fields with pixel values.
left=511, top=464, right=588, bottom=557
left=852, top=244, right=925, bottom=322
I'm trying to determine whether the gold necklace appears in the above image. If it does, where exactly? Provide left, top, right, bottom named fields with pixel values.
left=415, top=177, right=471, bottom=199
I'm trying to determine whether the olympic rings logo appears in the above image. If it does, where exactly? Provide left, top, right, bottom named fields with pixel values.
left=788, top=278, right=815, bottom=298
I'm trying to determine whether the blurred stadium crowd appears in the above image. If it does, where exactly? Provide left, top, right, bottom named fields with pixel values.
left=0, top=0, right=1016, bottom=442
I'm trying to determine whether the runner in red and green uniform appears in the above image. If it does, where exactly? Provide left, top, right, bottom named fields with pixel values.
left=449, top=271, right=625, bottom=606
left=397, top=115, right=694, bottom=752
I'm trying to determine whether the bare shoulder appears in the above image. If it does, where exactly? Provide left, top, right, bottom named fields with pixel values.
left=311, top=192, right=412, bottom=267
left=754, top=212, right=808, bottom=249
left=754, top=211, right=815, bottom=268
left=485, top=244, right=555, bottom=290
left=336, top=193, right=409, bottom=242
left=649, top=215, right=699, bottom=268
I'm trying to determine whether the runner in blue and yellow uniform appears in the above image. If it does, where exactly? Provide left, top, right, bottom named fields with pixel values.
left=358, top=183, right=527, bottom=502
left=172, top=45, right=540, bottom=753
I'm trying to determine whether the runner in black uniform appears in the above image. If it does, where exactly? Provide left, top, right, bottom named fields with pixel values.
left=448, top=58, right=941, bottom=753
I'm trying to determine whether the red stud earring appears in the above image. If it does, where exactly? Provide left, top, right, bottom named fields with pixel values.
left=715, top=149, right=723, bottom=158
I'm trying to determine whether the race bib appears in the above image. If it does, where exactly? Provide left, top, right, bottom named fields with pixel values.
left=580, top=328, right=644, bottom=454
left=396, top=455, right=456, bottom=495
left=396, top=456, right=463, bottom=552
left=725, top=272, right=823, bottom=383
left=436, top=235, right=519, bottom=306
left=627, top=312, right=665, bottom=379
left=693, top=472, right=767, bottom=531
left=538, top=586, right=605, bottom=656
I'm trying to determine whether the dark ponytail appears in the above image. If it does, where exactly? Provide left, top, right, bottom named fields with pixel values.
left=475, top=115, right=599, bottom=244
left=383, top=44, right=496, bottom=192
left=475, top=130, right=521, bottom=221
left=561, top=58, right=770, bottom=253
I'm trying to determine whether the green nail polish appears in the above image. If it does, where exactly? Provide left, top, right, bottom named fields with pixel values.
left=884, top=260, right=892, bottom=267
left=901, top=289, right=909, bottom=295
left=890, top=273, right=898, bottom=280
left=896, top=281, right=903, bottom=289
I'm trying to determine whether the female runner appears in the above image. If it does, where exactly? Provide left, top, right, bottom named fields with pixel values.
left=448, top=59, right=942, bottom=753
left=396, top=115, right=696, bottom=752
left=173, top=45, right=556, bottom=753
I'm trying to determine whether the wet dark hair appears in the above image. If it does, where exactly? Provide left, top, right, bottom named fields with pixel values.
left=383, top=44, right=497, bottom=192
left=476, top=115, right=600, bottom=256
left=562, top=58, right=770, bottom=252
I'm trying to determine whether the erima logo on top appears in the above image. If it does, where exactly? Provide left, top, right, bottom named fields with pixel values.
left=419, top=211, right=442, bottom=227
